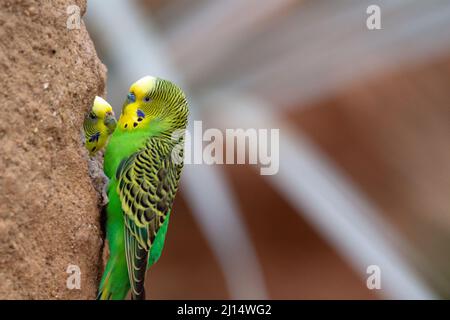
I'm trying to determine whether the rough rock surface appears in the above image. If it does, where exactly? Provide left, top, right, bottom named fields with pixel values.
left=0, top=0, right=106, bottom=299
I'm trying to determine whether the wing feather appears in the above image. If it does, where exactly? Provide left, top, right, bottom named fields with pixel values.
left=116, top=137, right=183, bottom=299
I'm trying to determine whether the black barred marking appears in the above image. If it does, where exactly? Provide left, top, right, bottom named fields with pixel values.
left=134, top=160, right=145, bottom=170
left=136, top=209, right=144, bottom=222
left=124, top=222, right=147, bottom=300
left=83, top=115, right=99, bottom=135
left=117, top=136, right=184, bottom=249
left=133, top=78, right=189, bottom=136
left=156, top=201, right=166, bottom=213
left=141, top=181, right=150, bottom=192
left=157, top=168, right=167, bottom=180
left=144, top=208, right=154, bottom=220
left=130, top=185, right=138, bottom=197
left=88, top=132, right=100, bottom=143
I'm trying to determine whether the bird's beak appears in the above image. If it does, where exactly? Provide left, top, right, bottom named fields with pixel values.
left=104, top=112, right=117, bottom=130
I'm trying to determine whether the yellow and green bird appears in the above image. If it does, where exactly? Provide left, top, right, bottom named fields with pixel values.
left=97, top=76, right=189, bottom=300
left=83, top=96, right=117, bottom=156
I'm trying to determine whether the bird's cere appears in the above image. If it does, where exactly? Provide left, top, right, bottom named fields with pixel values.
left=127, top=92, right=136, bottom=103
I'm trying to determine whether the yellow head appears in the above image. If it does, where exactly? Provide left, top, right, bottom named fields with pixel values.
left=84, top=96, right=117, bottom=155
left=92, top=96, right=114, bottom=119
left=118, top=76, right=188, bottom=134
left=118, top=76, right=156, bottom=131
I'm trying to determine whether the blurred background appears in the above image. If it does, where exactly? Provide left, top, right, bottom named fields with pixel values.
left=85, top=0, right=450, bottom=299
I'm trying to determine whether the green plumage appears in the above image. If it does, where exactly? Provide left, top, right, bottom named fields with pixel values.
left=97, top=77, right=188, bottom=300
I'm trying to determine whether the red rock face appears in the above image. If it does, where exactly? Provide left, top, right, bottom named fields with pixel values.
left=0, top=0, right=106, bottom=299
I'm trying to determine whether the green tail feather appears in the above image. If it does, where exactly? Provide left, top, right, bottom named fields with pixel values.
left=97, top=254, right=130, bottom=300
left=97, top=189, right=130, bottom=300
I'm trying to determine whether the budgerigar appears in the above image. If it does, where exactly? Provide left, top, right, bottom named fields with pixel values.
left=83, top=96, right=117, bottom=156
left=97, top=76, right=188, bottom=300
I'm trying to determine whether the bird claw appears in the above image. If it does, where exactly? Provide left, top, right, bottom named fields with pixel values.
left=87, top=153, right=110, bottom=206
left=100, top=174, right=110, bottom=206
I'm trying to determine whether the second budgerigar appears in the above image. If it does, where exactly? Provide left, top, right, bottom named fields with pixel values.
left=83, top=96, right=117, bottom=156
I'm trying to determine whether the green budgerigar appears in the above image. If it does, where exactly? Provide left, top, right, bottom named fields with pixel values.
left=98, top=76, right=188, bottom=300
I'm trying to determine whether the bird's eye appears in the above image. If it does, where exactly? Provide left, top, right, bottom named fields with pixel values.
left=144, top=96, right=151, bottom=102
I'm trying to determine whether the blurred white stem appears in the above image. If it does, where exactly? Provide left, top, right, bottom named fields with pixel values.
left=206, top=94, right=437, bottom=300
